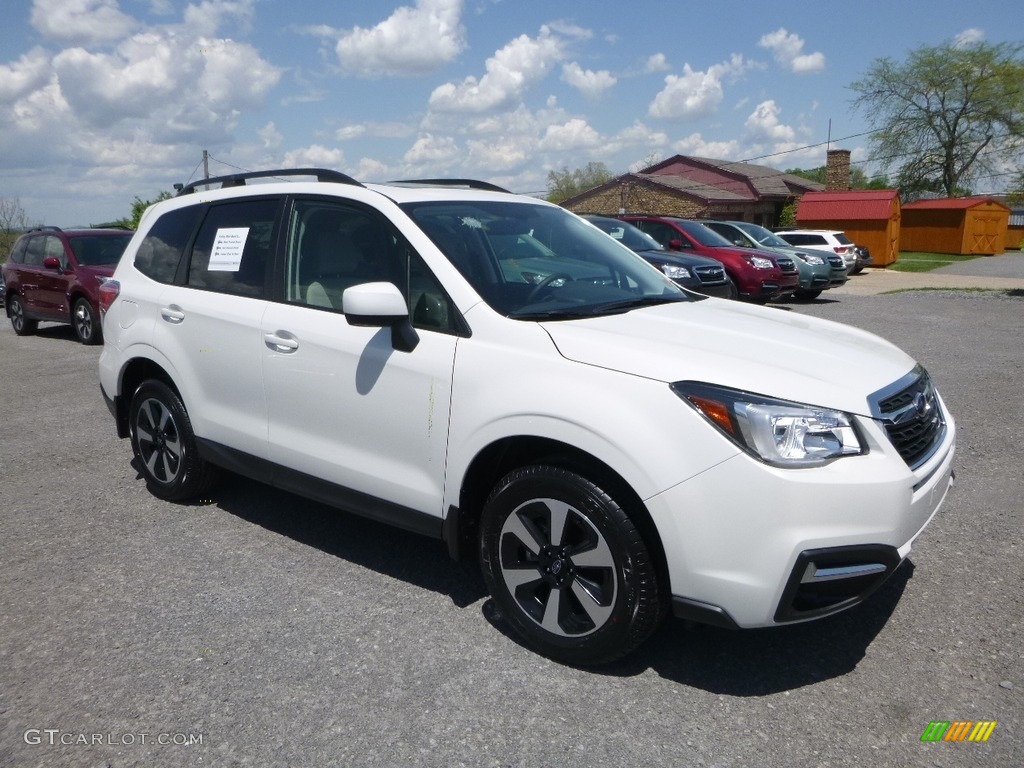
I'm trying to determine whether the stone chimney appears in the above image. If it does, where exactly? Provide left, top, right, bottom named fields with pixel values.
left=826, top=149, right=851, bottom=191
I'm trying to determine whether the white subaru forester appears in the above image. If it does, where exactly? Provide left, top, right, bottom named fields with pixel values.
left=98, top=169, right=956, bottom=665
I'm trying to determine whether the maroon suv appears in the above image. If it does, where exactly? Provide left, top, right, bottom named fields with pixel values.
left=620, top=216, right=799, bottom=302
left=3, top=226, right=134, bottom=344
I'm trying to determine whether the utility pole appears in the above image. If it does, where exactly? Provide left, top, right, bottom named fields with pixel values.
left=203, top=149, right=209, bottom=181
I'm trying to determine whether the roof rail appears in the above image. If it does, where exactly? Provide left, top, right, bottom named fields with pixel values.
left=175, top=168, right=364, bottom=196
left=29, top=225, right=64, bottom=233
left=388, top=178, right=512, bottom=194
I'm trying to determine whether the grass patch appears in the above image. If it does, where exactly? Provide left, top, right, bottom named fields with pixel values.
left=889, top=252, right=982, bottom=273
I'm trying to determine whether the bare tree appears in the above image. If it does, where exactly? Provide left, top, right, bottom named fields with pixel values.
left=1, top=197, right=32, bottom=260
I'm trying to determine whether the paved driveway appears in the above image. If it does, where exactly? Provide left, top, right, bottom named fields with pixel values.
left=1, top=290, right=1020, bottom=767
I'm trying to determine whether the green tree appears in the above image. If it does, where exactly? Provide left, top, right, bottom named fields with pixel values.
left=113, top=191, right=174, bottom=230
left=546, top=162, right=614, bottom=203
left=851, top=40, right=1024, bottom=197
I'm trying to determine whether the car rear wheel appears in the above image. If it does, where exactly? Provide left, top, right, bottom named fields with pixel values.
left=794, top=289, right=822, bottom=301
left=8, top=295, right=37, bottom=336
left=72, top=297, right=101, bottom=345
left=129, top=380, right=219, bottom=501
left=480, top=465, right=665, bottom=665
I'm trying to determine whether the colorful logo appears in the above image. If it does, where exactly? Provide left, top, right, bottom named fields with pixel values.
left=920, top=721, right=997, bottom=742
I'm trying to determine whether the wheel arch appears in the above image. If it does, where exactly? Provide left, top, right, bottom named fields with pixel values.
left=447, top=435, right=669, bottom=590
left=112, top=356, right=182, bottom=438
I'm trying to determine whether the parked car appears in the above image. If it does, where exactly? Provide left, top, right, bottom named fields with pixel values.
left=703, top=220, right=846, bottom=299
left=98, top=169, right=956, bottom=666
left=0, top=270, right=5, bottom=308
left=852, top=244, right=872, bottom=273
left=3, top=226, right=134, bottom=343
left=582, top=215, right=734, bottom=298
left=774, top=229, right=861, bottom=273
left=620, top=215, right=799, bottom=302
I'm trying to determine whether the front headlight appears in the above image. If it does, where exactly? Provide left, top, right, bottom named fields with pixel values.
left=798, top=252, right=825, bottom=265
left=747, top=255, right=775, bottom=269
left=660, top=263, right=692, bottom=280
left=671, top=382, right=865, bottom=467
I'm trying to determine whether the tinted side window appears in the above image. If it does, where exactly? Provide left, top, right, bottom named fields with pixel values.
left=188, top=199, right=278, bottom=298
left=8, top=237, right=28, bottom=264
left=135, top=205, right=203, bottom=284
left=285, top=199, right=459, bottom=334
left=25, top=236, right=46, bottom=266
left=44, top=236, right=68, bottom=268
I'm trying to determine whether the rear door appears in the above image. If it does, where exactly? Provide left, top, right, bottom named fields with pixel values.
left=151, top=197, right=280, bottom=458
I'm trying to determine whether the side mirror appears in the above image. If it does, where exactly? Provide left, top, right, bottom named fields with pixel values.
left=667, top=238, right=685, bottom=250
left=42, top=256, right=63, bottom=271
left=342, top=282, right=419, bottom=352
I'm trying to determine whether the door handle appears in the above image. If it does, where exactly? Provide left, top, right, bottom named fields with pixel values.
left=264, top=331, right=299, bottom=353
left=160, top=306, right=185, bottom=324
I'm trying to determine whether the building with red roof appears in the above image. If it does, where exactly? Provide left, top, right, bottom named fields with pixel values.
left=901, top=197, right=1010, bottom=255
left=796, top=189, right=901, bottom=266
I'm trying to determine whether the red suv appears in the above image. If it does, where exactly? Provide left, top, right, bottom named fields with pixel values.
left=621, top=216, right=799, bottom=302
left=3, top=226, right=134, bottom=344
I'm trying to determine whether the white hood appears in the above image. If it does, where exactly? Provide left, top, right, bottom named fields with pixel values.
left=540, top=299, right=915, bottom=415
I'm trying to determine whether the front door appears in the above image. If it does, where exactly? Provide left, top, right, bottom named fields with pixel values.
left=261, top=198, right=459, bottom=519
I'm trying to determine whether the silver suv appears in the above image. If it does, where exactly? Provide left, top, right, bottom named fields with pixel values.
left=98, top=169, right=956, bottom=665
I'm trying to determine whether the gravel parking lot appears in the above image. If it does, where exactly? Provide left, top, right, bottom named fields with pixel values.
left=1, top=289, right=1021, bottom=768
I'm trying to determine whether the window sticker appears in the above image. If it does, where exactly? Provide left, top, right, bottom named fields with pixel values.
left=209, top=228, right=250, bottom=271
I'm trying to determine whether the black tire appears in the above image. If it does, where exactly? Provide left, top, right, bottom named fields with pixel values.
left=794, top=289, right=822, bottom=301
left=129, top=380, right=218, bottom=501
left=725, top=277, right=739, bottom=300
left=480, top=465, right=665, bottom=665
left=8, top=295, right=37, bottom=336
left=72, top=297, right=101, bottom=345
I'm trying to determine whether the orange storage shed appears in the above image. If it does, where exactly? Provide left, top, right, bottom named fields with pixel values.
left=900, top=197, right=1010, bottom=255
left=795, top=189, right=901, bottom=266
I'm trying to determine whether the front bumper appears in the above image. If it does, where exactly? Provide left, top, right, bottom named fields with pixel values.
left=649, top=409, right=956, bottom=628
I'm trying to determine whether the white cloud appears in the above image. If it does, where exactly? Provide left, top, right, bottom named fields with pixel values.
left=744, top=100, right=795, bottom=142
left=336, top=0, right=465, bottom=76
left=428, top=25, right=566, bottom=113
left=954, top=28, right=985, bottom=47
left=538, top=118, right=602, bottom=151
left=0, top=48, right=51, bottom=102
left=648, top=54, right=754, bottom=120
left=466, top=138, right=527, bottom=171
left=758, top=28, right=825, bottom=74
left=30, top=0, right=137, bottom=44
left=404, top=133, right=460, bottom=165
left=561, top=62, right=616, bottom=98
left=645, top=53, right=669, bottom=73
left=670, top=132, right=741, bottom=159
left=258, top=121, right=282, bottom=149
left=283, top=144, right=345, bottom=167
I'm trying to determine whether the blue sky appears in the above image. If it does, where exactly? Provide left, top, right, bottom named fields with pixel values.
left=1, top=0, right=1020, bottom=226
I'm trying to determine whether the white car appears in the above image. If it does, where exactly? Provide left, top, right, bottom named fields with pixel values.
left=776, top=229, right=861, bottom=272
left=98, top=170, right=956, bottom=665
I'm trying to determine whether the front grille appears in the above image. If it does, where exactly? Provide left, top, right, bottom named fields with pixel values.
left=775, top=257, right=797, bottom=273
left=827, top=255, right=845, bottom=269
left=870, top=368, right=946, bottom=469
left=694, top=264, right=726, bottom=284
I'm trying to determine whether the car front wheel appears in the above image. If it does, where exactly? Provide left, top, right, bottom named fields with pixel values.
left=129, top=380, right=218, bottom=501
left=8, top=295, right=37, bottom=336
left=72, top=297, right=101, bottom=345
left=480, top=465, right=665, bottom=665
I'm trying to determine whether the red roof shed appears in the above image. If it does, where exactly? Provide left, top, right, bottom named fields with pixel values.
left=901, top=197, right=1010, bottom=255
left=796, top=190, right=901, bottom=266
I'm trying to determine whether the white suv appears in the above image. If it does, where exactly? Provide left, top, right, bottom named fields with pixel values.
left=776, top=229, right=860, bottom=272
left=98, top=169, right=956, bottom=665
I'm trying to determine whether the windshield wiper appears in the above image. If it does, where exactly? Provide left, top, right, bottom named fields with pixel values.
left=590, top=295, right=688, bottom=313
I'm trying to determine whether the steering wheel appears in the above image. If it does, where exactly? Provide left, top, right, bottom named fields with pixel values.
left=527, top=272, right=573, bottom=302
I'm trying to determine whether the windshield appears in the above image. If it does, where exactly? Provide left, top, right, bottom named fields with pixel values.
left=734, top=222, right=792, bottom=249
left=403, top=201, right=689, bottom=319
left=584, top=217, right=664, bottom=252
left=69, top=234, right=133, bottom=265
left=674, top=219, right=735, bottom=248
